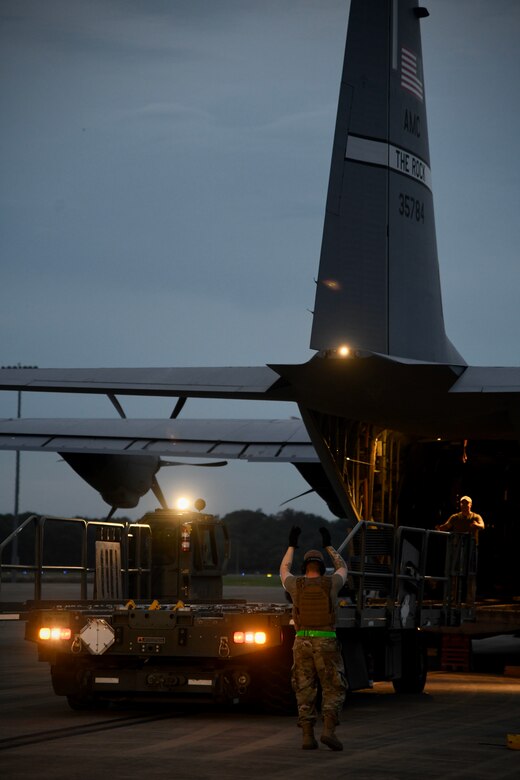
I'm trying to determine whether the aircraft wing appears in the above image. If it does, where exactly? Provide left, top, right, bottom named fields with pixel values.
left=0, top=417, right=317, bottom=463
left=0, top=366, right=287, bottom=400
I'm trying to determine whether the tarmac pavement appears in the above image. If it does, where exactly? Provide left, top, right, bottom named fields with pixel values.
left=1, top=614, right=519, bottom=780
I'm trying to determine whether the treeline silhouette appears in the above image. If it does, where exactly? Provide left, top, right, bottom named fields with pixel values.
left=0, top=509, right=345, bottom=574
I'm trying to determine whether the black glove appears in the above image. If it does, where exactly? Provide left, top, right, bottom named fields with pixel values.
left=319, top=526, right=332, bottom=548
left=288, top=526, right=301, bottom=548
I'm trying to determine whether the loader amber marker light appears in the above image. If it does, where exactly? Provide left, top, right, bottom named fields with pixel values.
left=39, top=627, right=72, bottom=641
left=233, top=631, right=267, bottom=645
left=176, top=496, right=191, bottom=510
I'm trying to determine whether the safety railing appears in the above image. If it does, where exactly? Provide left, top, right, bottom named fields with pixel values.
left=339, top=521, right=395, bottom=608
left=337, top=521, right=476, bottom=619
left=0, top=514, right=152, bottom=602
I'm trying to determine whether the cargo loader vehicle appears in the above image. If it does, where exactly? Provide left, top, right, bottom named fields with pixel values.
left=0, top=504, right=477, bottom=710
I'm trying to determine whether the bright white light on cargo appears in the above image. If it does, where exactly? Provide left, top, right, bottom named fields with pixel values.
left=176, top=496, right=191, bottom=510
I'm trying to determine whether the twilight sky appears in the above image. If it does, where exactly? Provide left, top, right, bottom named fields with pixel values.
left=1, top=0, right=519, bottom=521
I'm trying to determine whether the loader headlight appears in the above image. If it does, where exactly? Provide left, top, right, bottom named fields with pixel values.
left=39, top=626, right=72, bottom=641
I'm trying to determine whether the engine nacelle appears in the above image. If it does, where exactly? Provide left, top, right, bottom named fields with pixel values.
left=60, top=452, right=160, bottom=508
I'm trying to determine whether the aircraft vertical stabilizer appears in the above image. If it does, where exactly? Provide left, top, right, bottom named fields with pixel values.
left=310, top=0, right=464, bottom=365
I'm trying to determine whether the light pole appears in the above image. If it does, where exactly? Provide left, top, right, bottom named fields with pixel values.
left=12, top=389, right=21, bottom=575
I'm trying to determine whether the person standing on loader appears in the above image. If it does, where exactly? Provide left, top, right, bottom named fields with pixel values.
left=280, top=525, right=348, bottom=751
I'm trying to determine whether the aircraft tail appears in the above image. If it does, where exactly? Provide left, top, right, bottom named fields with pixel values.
left=310, top=0, right=464, bottom=365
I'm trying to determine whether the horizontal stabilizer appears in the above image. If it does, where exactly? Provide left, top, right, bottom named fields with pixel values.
left=449, top=366, right=520, bottom=393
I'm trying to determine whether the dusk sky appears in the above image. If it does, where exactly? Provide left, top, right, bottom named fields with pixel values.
left=1, top=0, right=519, bottom=522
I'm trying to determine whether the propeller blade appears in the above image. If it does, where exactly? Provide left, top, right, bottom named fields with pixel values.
left=151, top=476, right=169, bottom=510
left=279, top=487, right=316, bottom=507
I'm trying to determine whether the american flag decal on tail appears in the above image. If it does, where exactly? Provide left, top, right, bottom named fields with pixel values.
left=401, top=47, right=423, bottom=101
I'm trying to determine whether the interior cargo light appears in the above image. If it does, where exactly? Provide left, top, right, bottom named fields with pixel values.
left=233, top=631, right=267, bottom=645
left=39, top=627, right=72, bottom=641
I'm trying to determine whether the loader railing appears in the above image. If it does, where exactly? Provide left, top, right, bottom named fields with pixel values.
left=0, top=514, right=152, bottom=602
left=337, top=521, right=477, bottom=624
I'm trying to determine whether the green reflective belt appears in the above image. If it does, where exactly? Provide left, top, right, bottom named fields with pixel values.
left=295, top=630, right=336, bottom=638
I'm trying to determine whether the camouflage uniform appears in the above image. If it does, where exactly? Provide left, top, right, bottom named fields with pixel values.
left=280, top=537, right=348, bottom=749
left=291, top=635, right=346, bottom=725
left=284, top=572, right=347, bottom=726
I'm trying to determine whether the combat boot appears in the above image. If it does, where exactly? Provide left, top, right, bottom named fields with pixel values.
left=320, top=716, right=343, bottom=751
left=301, top=722, right=318, bottom=750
